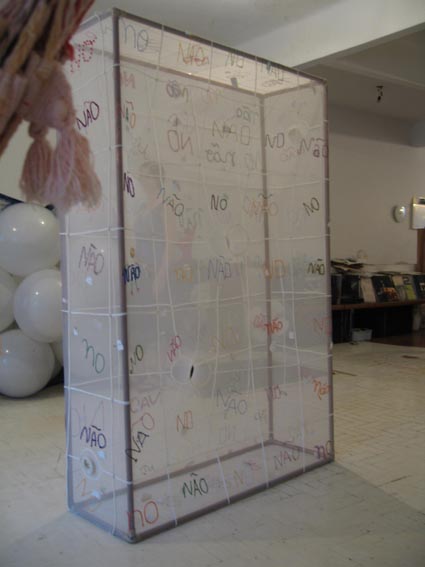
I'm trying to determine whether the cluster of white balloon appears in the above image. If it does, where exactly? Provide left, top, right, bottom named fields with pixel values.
left=0, top=203, right=63, bottom=398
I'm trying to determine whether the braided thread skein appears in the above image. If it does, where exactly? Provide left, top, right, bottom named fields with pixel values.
left=20, top=56, right=101, bottom=211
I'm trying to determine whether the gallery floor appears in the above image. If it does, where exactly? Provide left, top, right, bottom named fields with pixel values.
left=1, top=341, right=424, bottom=567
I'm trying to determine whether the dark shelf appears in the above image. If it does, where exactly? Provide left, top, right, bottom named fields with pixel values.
left=332, top=299, right=425, bottom=311
left=331, top=300, right=425, bottom=343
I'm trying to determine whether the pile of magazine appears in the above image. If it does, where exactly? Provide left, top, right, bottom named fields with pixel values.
left=331, top=258, right=425, bottom=304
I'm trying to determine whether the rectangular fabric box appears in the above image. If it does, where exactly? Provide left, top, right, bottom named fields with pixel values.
left=61, top=9, right=333, bottom=542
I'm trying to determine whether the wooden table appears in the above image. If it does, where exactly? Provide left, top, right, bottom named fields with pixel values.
left=331, top=300, right=425, bottom=342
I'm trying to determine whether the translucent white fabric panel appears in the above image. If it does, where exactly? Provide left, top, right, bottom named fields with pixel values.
left=66, top=388, right=131, bottom=537
left=64, top=10, right=331, bottom=542
left=264, top=82, right=328, bottom=188
left=65, top=233, right=122, bottom=313
left=65, top=16, right=119, bottom=234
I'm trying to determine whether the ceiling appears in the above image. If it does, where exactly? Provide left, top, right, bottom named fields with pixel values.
left=90, top=1, right=425, bottom=125
left=90, top=0, right=340, bottom=46
left=305, top=28, right=425, bottom=124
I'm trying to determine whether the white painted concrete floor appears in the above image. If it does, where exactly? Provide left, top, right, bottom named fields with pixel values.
left=0, top=341, right=424, bottom=567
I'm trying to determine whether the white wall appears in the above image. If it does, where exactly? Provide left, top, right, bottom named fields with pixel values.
left=239, top=0, right=425, bottom=68
left=328, top=104, right=425, bottom=265
left=0, top=123, right=32, bottom=201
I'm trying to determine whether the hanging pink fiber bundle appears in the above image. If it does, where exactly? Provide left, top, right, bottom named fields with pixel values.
left=19, top=56, right=101, bottom=210
left=0, top=0, right=99, bottom=212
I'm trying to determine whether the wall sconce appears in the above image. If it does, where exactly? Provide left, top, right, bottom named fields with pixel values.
left=392, top=205, right=407, bottom=223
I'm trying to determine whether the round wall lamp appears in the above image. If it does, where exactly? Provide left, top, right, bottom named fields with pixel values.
left=392, top=205, right=407, bottom=223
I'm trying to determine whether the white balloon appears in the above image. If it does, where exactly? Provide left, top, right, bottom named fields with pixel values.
left=51, top=339, right=64, bottom=379
left=51, top=354, right=63, bottom=379
left=0, top=266, right=17, bottom=332
left=0, top=203, right=60, bottom=276
left=14, top=269, right=62, bottom=343
left=0, top=329, right=54, bottom=397
left=52, top=339, right=63, bottom=365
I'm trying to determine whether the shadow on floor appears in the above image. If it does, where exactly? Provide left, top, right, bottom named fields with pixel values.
left=1, top=463, right=425, bottom=567
left=372, top=329, right=425, bottom=347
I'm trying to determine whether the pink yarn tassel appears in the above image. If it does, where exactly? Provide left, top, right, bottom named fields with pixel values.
left=43, top=127, right=101, bottom=211
left=20, top=123, right=52, bottom=203
left=14, top=59, right=101, bottom=211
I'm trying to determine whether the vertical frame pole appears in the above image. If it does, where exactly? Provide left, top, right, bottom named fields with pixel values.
left=259, top=95, right=274, bottom=442
left=112, top=8, right=136, bottom=539
left=323, top=83, right=335, bottom=461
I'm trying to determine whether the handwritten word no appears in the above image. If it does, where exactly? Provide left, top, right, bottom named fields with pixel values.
left=125, top=430, right=149, bottom=463
left=167, top=128, right=193, bottom=155
left=236, top=105, right=259, bottom=124
left=121, top=100, right=136, bottom=128
left=131, top=412, right=155, bottom=433
left=263, top=259, right=285, bottom=279
left=157, top=186, right=184, bottom=217
left=218, top=423, right=237, bottom=444
left=122, top=22, right=149, bottom=53
left=80, top=424, right=107, bottom=449
left=225, top=52, right=244, bottom=68
left=274, top=447, right=300, bottom=470
left=208, top=257, right=232, bottom=281
left=253, top=313, right=283, bottom=336
left=130, top=398, right=160, bottom=441
left=308, top=259, right=325, bottom=276
left=129, top=344, right=144, bottom=374
left=254, top=409, right=267, bottom=422
left=260, top=62, right=285, bottom=81
left=175, top=264, right=193, bottom=282
left=82, top=338, right=105, bottom=374
left=265, top=384, right=285, bottom=400
left=313, top=316, right=332, bottom=337
left=76, top=101, right=100, bottom=130
left=167, top=335, right=182, bottom=363
left=313, top=379, right=331, bottom=400
left=205, top=143, right=235, bottom=168
left=130, top=391, right=160, bottom=413
left=211, top=194, right=228, bottom=211
left=298, top=137, right=328, bottom=158
left=303, top=197, right=320, bottom=216
left=243, top=193, right=278, bottom=220
left=127, top=501, right=159, bottom=531
left=166, top=80, right=189, bottom=101
left=265, top=132, right=285, bottom=149
left=232, top=468, right=250, bottom=488
left=69, top=32, right=96, bottom=73
left=139, top=464, right=155, bottom=476
left=178, top=208, right=202, bottom=232
left=182, top=473, right=209, bottom=498
left=176, top=410, right=193, bottom=432
left=178, top=42, right=209, bottom=66
left=212, top=120, right=251, bottom=146
left=216, top=388, right=247, bottom=418
left=124, top=172, right=135, bottom=197
left=123, top=263, right=141, bottom=285
left=120, top=70, right=136, bottom=89
left=79, top=243, right=104, bottom=276
left=315, top=440, right=333, bottom=460
left=75, top=477, right=103, bottom=514
left=209, top=326, right=240, bottom=355
left=280, top=137, right=328, bottom=162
